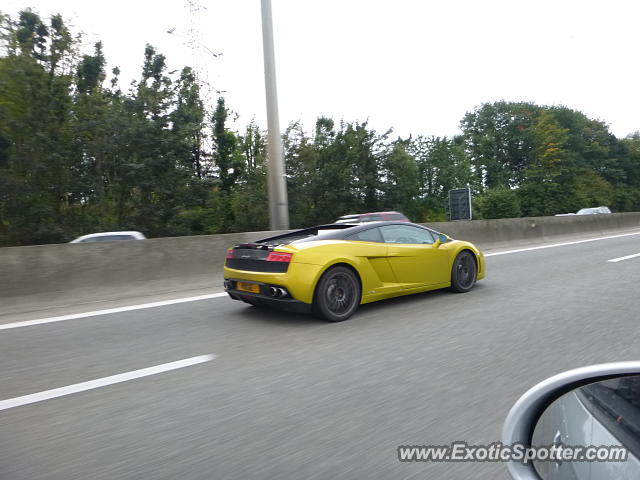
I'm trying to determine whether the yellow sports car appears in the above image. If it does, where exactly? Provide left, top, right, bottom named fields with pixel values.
left=223, top=221, right=485, bottom=321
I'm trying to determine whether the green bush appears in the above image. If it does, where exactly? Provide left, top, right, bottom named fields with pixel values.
left=475, top=187, right=522, bottom=219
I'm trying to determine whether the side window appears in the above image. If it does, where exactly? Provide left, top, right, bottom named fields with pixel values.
left=379, top=225, right=435, bottom=244
left=348, top=227, right=383, bottom=243
left=99, top=235, right=133, bottom=242
left=360, top=215, right=384, bottom=222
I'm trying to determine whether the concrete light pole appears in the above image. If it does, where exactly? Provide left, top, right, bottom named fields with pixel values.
left=261, top=0, right=290, bottom=230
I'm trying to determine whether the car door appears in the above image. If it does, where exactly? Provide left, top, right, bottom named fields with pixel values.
left=346, top=226, right=397, bottom=287
left=379, top=225, right=450, bottom=288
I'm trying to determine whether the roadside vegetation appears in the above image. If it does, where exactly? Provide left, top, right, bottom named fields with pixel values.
left=2, top=10, right=640, bottom=246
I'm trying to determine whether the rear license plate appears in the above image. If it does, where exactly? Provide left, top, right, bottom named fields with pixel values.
left=237, top=282, right=260, bottom=293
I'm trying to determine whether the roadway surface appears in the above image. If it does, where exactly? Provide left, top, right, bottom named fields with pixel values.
left=2, top=230, right=640, bottom=479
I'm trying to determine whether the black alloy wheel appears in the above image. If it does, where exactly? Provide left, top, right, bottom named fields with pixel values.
left=313, top=266, right=361, bottom=322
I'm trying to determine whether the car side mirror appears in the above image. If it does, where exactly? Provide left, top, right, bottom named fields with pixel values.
left=502, top=363, right=640, bottom=480
left=433, top=233, right=448, bottom=247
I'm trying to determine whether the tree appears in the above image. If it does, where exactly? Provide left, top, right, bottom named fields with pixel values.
left=518, top=110, right=576, bottom=216
left=282, top=121, right=319, bottom=227
left=474, top=187, right=521, bottom=219
left=4, top=7, right=640, bottom=245
left=340, top=121, right=386, bottom=212
left=460, top=101, right=540, bottom=190
left=211, top=97, right=244, bottom=231
left=381, top=141, right=419, bottom=220
left=171, top=67, right=207, bottom=179
left=212, top=97, right=243, bottom=192
left=124, top=44, right=190, bottom=237
left=574, top=171, right=614, bottom=209
left=231, top=121, right=269, bottom=232
left=299, top=118, right=355, bottom=224
left=407, top=135, right=474, bottom=221
left=0, top=10, right=76, bottom=244
left=613, top=133, right=640, bottom=211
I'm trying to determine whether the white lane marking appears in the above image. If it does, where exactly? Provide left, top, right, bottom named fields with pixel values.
left=485, top=231, right=640, bottom=257
left=608, top=252, right=640, bottom=263
left=0, top=354, right=215, bottom=411
left=0, top=293, right=228, bottom=331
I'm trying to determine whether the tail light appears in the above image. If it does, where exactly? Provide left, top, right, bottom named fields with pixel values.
left=266, top=252, right=293, bottom=263
left=226, top=248, right=234, bottom=259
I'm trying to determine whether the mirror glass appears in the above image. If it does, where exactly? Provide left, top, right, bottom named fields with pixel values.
left=438, top=233, right=448, bottom=243
left=532, top=375, right=640, bottom=479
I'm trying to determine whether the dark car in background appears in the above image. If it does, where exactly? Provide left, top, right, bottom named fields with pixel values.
left=334, top=211, right=409, bottom=224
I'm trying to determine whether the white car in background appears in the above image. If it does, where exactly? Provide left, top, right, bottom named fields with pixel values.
left=576, top=206, right=612, bottom=215
left=70, top=231, right=146, bottom=243
left=555, top=206, right=612, bottom=216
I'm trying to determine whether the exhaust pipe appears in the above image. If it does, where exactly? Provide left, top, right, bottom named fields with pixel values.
left=266, top=286, right=288, bottom=298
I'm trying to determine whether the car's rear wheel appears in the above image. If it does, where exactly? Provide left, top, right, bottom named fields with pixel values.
left=450, top=251, right=477, bottom=293
left=313, top=266, right=361, bottom=322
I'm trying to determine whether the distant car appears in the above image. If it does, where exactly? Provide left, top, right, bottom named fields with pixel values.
left=223, top=221, right=485, bottom=321
left=555, top=206, right=612, bottom=216
left=335, top=211, right=409, bottom=224
left=576, top=206, right=612, bottom=215
left=70, top=231, right=146, bottom=243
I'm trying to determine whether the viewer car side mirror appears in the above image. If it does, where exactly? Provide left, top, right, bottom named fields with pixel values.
left=502, top=362, right=640, bottom=480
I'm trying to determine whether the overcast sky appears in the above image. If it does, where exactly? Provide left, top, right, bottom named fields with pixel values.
left=6, top=0, right=640, bottom=139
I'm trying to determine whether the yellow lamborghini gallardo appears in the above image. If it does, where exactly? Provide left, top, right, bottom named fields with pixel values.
left=223, top=221, right=485, bottom=321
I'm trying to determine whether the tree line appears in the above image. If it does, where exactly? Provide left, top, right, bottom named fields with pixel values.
left=1, top=10, right=639, bottom=246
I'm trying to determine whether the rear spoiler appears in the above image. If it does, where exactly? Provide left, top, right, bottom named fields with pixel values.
left=233, top=242, right=271, bottom=250
left=254, top=224, right=356, bottom=245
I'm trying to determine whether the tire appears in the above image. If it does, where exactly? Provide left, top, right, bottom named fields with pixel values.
left=450, top=250, right=477, bottom=293
left=313, top=266, right=361, bottom=322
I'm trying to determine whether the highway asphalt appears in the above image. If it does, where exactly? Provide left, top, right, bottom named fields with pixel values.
left=1, top=231, right=640, bottom=479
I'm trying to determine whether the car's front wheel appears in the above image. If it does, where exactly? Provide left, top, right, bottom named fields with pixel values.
left=313, top=266, right=361, bottom=322
left=450, top=250, right=477, bottom=293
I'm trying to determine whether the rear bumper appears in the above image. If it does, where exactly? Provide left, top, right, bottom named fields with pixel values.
left=223, top=262, right=323, bottom=304
left=225, top=278, right=312, bottom=314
